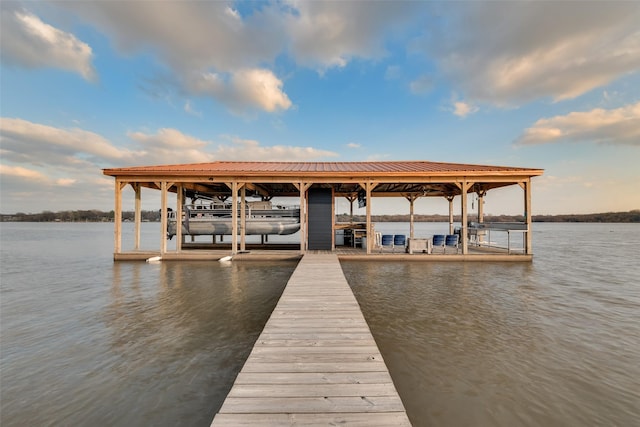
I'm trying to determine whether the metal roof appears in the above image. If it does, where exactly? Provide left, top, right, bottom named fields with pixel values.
left=103, top=161, right=543, bottom=199
left=104, top=160, right=543, bottom=176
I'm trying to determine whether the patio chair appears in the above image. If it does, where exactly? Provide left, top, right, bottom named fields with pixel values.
left=380, top=234, right=394, bottom=252
left=393, top=234, right=406, bottom=253
left=444, top=234, right=459, bottom=254
left=432, top=234, right=445, bottom=253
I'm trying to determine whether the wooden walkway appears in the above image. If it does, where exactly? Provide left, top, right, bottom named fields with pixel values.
left=211, top=253, right=411, bottom=426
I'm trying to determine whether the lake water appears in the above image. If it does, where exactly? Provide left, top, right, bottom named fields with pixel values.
left=1, top=222, right=639, bottom=426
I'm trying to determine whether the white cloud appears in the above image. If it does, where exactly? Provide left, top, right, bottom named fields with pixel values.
left=420, top=2, right=640, bottom=105
left=0, top=117, right=136, bottom=167
left=284, top=2, right=418, bottom=70
left=515, top=102, right=640, bottom=146
left=0, top=119, right=340, bottom=212
left=230, top=69, right=292, bottom=113
left=346, top=142, right=361, bottom=149
left=0, top=7, right=96, bottom=81
left=452, top=101, right=478, bottom=118
left=127, top=129, right=337, bottom=163
left=0, top=164, right=49, bottom=182
left=215, top=136, right=338, bottom=161
left=127, top=128, right=215, bottom=164
left=57, top=1, right=421, bottom=111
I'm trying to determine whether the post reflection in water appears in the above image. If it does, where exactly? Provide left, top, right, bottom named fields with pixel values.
left=102, top=260, right=297, bottom=426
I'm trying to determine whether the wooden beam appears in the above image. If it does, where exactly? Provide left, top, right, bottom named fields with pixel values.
left=134, top=183, right=141, bottom=250
left=176, top=184, right=183, bottom=253
left=231, top=181, right=238, bottom=255
left=446, top=195, right=455, bottom=234
left=240, top=185, right=246, bottom=252
left=114, top=179, right=123, bottom=254
left=404, top=194, right=419, bottom=240
left=160, top=181, right=168, bottom=255
left=460, top=181, right=471, bottom=254
left=524, top=178, right=532, bottom=254
left=297, top=182, right=309, bottom=254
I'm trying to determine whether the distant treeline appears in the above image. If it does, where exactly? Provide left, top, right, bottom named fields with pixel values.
left=1, top=209, right=638, bottom=223
left=338, top=211, right=640, bottom=223
left=1, top=210, right=161, bottom=222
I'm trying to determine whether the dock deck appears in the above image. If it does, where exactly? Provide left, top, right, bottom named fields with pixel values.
left=210, top=253, right=411, bottom=426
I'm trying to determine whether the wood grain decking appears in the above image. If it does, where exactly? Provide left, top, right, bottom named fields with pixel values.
left=211, top=253, right=411, bottom=426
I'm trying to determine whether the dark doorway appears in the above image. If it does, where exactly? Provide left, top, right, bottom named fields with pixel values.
left=307, top=188, right=333, bottom=250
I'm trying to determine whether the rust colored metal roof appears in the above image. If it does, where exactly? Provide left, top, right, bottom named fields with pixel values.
left=104, top=161, right=543, bottom=177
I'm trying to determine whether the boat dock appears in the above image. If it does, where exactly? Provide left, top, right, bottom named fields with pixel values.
left=211, top=253, right=411, bottom=426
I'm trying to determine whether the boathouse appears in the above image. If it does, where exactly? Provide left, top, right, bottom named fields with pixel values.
left=103, top=161, right=543, bottom=261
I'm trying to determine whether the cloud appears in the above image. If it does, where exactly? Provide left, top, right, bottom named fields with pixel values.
left=452, top=101, right=478, bottom=118
left=215, top=136, right=338, bottom=161
left=385, top=65, right=401, bottom=80
left=0, top=7, right=96, bottom=81
left=184, top=100, right=202, bottom=117
left=150, top=68, right=292, bottom=114
left=346, top=142, right=361, bottom=149
left=420, top=2, right=640, bottom=105
left=59, top=1, right=289, bottom=112
left=127, top=129, right=337, bottom=163
left=284, top=1, right=419, bottom=70
left=409, top=75, right=433, bottom=95
left=0, top=164, right=49, bottom=182
left=0, top=117, right=136, bottom=167
left=515, top=102, right=640, bottom=146
left=127, top=128, right=215, bottom=164
left=0, top=118, right=340, bottom=212
left=57, top=1, right=421, bottom=111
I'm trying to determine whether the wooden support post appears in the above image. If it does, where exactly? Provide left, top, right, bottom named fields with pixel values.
left=524, top=179, right=532, bottom=254
left=133, top=183, right=141, bottom=250
left=231, top=181, right=238, bottom=255
left=346, top=194, right=357, bottom=223
left=459, top=181, right=472, bottom=255
left=160, top=181, right=168, bottom=255
left=295, top=182, right=310, bottom=254
left=114, top=180, right=124, bottom=255
left=363, top=182, right=378, bottom=254
left=446, top=195, right=455, bottom=235
left=477, top=189, right=486, bottom=224
left=176, top=184, right=183, bottom=253
left=240, top=184, right=246, bottom=252
left=405, top=194, right=418, bottom=240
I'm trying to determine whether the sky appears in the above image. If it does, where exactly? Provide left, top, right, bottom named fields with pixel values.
left=1, top=0, right=639, bottom=216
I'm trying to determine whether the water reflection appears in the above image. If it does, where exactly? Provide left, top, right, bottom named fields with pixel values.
left=101, top=260, right=297, bottom=426
left=343, top=260, right=640, bottom=427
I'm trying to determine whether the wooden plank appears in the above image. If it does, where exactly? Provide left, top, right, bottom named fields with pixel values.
left=219, top=396, right=405, bottom=413
left=210, top=254, right=410, bottom=425
left=250, top=345, right=380, bottom=354
left=233, top=371, right=394, bottom=385
left=212, top=412, right=411, bottom=426
left=240, top=362, right=389, bottom=373
left=227, top=383, right=399, bottom=398
left=256, top=338, right=376, bottom=349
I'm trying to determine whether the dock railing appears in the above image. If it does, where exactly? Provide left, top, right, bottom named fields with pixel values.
left=467, top=222, right=528, bottom=254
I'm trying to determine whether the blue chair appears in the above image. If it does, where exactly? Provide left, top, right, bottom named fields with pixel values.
left=432, top=234, right=445, bottom=252
left=445, top=234, right=459, bottom=254
left=380, top=234, right=394, bottom=252
left=393, top=235, right=406, bottom=252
